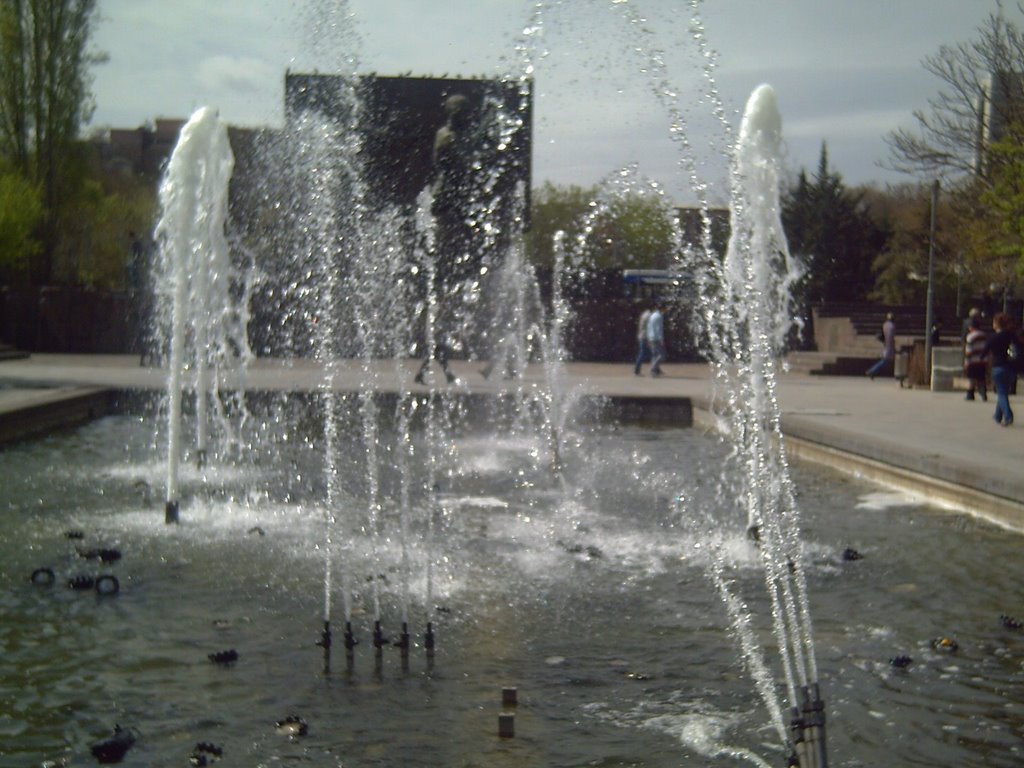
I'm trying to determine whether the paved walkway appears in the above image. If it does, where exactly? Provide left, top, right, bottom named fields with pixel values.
left=1, top=354, right=1022, bottom=531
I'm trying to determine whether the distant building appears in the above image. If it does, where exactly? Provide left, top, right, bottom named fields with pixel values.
left=96, top=118, right=187, bottom=178
left=96, top=73, right=532, bottom=215
left=974, top=70, right=1024, bottom=175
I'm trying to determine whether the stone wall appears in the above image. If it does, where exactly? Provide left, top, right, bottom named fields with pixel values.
left=0, top=286, right=701, bottom=363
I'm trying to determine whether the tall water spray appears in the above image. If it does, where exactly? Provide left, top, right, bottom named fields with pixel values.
left=680, top=84, right=825, bottom=767
left=153, top=107, right=245, bottom=524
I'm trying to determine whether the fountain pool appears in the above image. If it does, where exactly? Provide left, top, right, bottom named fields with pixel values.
left=2, top=413, right=1022, bottom=767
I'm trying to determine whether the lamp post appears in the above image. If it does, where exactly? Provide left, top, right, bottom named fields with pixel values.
left=924, top=179, right=939, bottom=386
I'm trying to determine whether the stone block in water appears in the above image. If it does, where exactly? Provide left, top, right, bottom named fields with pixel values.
left=208, top=649, right=239, bottom=665
left=77, top=547, right=122, bottom=564
left=31, top=567, right=55, bottom=586
left=275, top=715, right=308, bottom=737
left=189, top=741, right=223, bottom=766
left=90, top=725, right=136, bottom=764
left=68, top=575, right=95, bottom=591
left=95, top=575, right=120, bottom=596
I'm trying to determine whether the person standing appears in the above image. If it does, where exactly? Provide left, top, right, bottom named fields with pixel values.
left=983, top=312, right=1020, bottom=426
left=961, top=307, right=982, bottom=344
left=633, top=306, right=652, bottom=375
left=866, top=312, right=895, bottom=379
left=647, top=305, right=665, bottom=377
left=963, top=317, right=988, bottom=401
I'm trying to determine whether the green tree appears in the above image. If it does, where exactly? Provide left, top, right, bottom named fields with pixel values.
left=527, top=181, right=678, bottom=270
left=54, top=176, right=156, bottom=289
left=0, top=0, right=104, bottom=283
left=781, top=144, right=886, bottom=304
left=0, top=166, right=41, bottom=278
left=958, top=133, right=1024, bottom=300
left=527, top=182, right=594, bottom=268
left=867, top=185, right=937, bottom=304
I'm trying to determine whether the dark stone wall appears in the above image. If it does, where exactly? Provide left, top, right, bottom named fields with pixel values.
left=284, top=73, right=531, bottom=215
left=0, top=287, right=136, bottom=354
left=0, top=283, right=701, bottom=362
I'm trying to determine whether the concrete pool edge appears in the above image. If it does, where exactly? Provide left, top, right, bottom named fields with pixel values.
left=691, top=400, right=1024, bottom=533
left=0, top=386, right=114, bottom=446
left=783, top=434, right=1024, bottom=532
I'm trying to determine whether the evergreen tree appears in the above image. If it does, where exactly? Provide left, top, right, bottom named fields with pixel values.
left=781, top=144, right=886, bottom=305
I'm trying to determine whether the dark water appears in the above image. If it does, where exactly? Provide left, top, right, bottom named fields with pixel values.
left=1, top=415, right=1022, bottom=767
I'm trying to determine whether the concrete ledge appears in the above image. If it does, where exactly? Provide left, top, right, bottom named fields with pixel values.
left=0, top=387, right=113, bottom=446
left=778, top=412, right=1024, bottom=504
left=691, top=399, right=1024, bottom=533
left=0, top=386, right=694, bottom=448
left=595, top=395, right=692, bottom=425
left=784, top=435, right=1024, bottom=532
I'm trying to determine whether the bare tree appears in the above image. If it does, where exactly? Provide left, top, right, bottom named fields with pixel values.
left=885, top=10, right=1024, bottom=180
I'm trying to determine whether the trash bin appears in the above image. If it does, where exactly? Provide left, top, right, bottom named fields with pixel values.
left=894, top=346, right=910, bottom=387
left=929, top=346, right=962, bottom=392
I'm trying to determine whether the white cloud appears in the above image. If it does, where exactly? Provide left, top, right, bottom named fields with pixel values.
left=197, top=55, right=277, bottom=94
left=89, top=0, right=1014, bottom=192
left=784, top=109, right=914, bottom=141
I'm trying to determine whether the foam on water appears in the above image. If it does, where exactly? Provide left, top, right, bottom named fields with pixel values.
left=585, top=697, right=776, bottom=768
left=856, top=490, right=926, bottom=511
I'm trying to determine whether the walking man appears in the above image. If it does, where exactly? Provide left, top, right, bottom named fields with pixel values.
left=648, top=304, right=665, bottom=377
left=866, top=312, right=895, bottom=379
left=634, top=306, right=652, bottom=375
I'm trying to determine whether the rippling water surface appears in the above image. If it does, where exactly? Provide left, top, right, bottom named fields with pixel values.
left=1, top=415, right=1022, bottom=767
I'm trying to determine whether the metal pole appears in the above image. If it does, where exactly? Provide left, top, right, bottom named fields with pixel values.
left=954, top=250, right=963, bottom=320
left=924, top=179, right=939, bottom=386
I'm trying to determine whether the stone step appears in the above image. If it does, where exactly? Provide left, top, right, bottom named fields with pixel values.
left=810, top=356, right=876, bottom=376
left=784, top=351, right=839, bottom=374
left=0, top=344, right=29, bottom=361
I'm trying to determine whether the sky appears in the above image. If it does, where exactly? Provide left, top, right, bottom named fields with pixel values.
left=90, top=0, right=1015, bottom=205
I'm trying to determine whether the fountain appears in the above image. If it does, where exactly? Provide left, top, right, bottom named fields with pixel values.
left=3, top=4, right=1024, bottom=768
left=152, top=106, right=250, bottom=524
left=682, top=83, right=823, bottom=767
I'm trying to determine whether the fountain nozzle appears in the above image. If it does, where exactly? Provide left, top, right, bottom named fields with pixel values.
left=793, top=684, right=827, bottom=768
left=317, top=620, right=331, bottom=649
left=344, top=621, right=357, bottom=651
left=789, top=706, right=807, bottom=767
left=802, top=684, right=827, bottom=768
left=165, top=500, right=180, bottom=524
left=195, top=449, right=207, bottom=469
left=398, top=621, right=411, bottom=658
left=425, top=621, right=435, bottom=651
left=373, top=620, right=389, bottom=650
left=396, top=621, right=412, bottom=671
left=317, top=620, right=332, bottom=672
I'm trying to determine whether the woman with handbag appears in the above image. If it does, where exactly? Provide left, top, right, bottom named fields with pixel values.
left=982, top=312, right=1021, bottom=426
